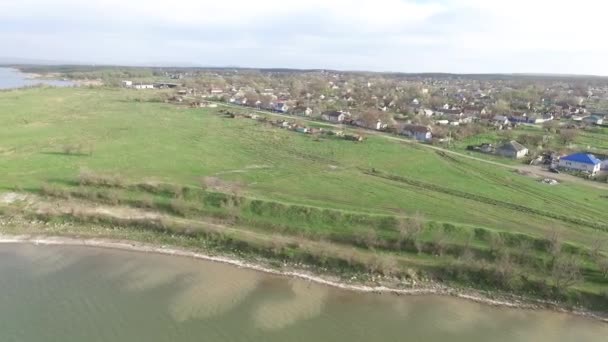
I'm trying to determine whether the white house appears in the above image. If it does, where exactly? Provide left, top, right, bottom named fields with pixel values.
left=355, top=119, right=387, bottom=131
left=401, top=124, right=432, bottom=142
left=419, top=108, right=434, bottom=117
left=121, top=80, right=133, bottom=87
left=133, top=83, right=154, bottom=89
left=275, top=102, right=289, bottom=113
left=496, top=141, right=528, bottom=159
left=493, top=115, right=510, bottom=126
left=321, top=111, right=347, bottom=123
left=558, top=153, right=602, bottom=175
left=583, top=115, right=604, bottom=125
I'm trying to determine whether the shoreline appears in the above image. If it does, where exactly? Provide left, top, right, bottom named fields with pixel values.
left=8, top=67, right=100, bottom=86
left=1, top=233, right=607, bottom=324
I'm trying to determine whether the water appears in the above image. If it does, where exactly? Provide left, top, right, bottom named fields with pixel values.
left=0, top=67, right=75, bottom=89
left=0, top=244, right=605, bottom=342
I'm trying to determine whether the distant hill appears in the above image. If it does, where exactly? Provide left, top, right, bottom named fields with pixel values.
left=0, top=57, right=77, bottom=66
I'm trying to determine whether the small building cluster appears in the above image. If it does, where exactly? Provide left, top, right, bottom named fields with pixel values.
left=218, top=110, right=365, bottom=142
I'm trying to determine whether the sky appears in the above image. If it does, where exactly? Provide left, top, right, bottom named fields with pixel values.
left=1, top=0, right=607, bottom=74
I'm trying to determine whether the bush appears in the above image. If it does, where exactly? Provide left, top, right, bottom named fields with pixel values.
left=78, top=168, right=125, bottom=188
left=169, top=198, right=190, bottom=217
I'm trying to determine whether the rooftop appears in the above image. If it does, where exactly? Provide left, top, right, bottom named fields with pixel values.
left=561, top=153, right=602, bottom=165
left=498, top=140, right=527, bottom=152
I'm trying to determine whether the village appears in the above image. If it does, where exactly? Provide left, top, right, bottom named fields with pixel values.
left=122, top=70, right=608, bottom=182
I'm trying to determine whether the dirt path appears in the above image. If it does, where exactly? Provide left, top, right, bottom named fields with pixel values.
left=213, top=102, right=608, bottom=191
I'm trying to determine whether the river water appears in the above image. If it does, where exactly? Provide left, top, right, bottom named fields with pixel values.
left=0, top=67, right=75, bottom=89
left=0, top=244, right=605, bottom=342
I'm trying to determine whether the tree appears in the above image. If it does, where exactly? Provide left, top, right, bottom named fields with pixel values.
left=547, top=230, right=562, bottom=260
left=431, top=229, right=448, bottom=256
left=598, top=257, right=608, bottom=279
left=558, top=129, right=578, bottom=146
left=542, top=120, right=559, bottom=134
left=357, top=109, right=382, bottom=129
left=492, top=99, right=511, bottom=115
left=396, top=211, right=424, bottom=247
left=590, top=237, right=605, bottom=258
left=552, top=256, right=582, bottom=290
left=496, top=253, right=516, bottom=287
left=489, top=233, right=506, bottom=257
left=517, top=134, right=544, bottom=148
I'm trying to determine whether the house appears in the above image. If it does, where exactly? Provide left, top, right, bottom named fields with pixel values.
left=493, top=115, right=510, bottom=126
left=210, top=89, right=224, bottom=95
left=133, top=83, right=154, bottom=89
left=275, top=102, right=289, bottom=113
left=527, top=114, right=554, bottom=124
left=191, top=101, right=218, bottom=108
left=496, top=141, right=528, bottom=159
left=153, top=82, right=179, bottom=89
left=419, top=108, right=434, bottom=117
left=558, top=153, right=602, bottom=175
left=261, top=88, right=274, bottom=96
left=583, top=115, right=604, bottom=125
left=509, top=113, right=528, bottom=124
left=321, top=111, right=347, bottom=123
left=121, top=80, right=133, bottom=87
left=355, top=119, right=387, bottom=131
left=400, top=124, right=433, bottom=142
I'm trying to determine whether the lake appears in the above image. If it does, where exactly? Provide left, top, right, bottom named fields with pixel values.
left=0, top=67, right=75, bottom=89
left=0, top=244, right=605, bottom=341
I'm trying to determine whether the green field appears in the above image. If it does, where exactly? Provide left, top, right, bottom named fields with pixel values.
left=1, top=87, right=607, bottom=309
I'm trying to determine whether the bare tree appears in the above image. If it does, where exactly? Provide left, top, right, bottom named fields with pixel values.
left=589, top=237, right=605, bottom=258
left=598, top=257, right=608, bottom=279
left=431, top=229, right=448, bottom=256
left=496, top=253, right=516, bottom=286
left=542, top=120, right=559, bottom=133
left=489, top=233, right=506, bottom=256
left=460, top=247, right=475, bottom=263
left=547, top=230, right=562, bottom=260
left=552, top=256, right=582, bottom=291
left=397, top=211, right=424, bottom=243
left=558, top=129, right=578, bottom=146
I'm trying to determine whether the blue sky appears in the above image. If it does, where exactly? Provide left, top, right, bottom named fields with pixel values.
left=1, top=0, right=606, bottom=74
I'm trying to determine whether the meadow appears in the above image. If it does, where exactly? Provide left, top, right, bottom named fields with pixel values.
left=1, top=87, right=607, bottom=309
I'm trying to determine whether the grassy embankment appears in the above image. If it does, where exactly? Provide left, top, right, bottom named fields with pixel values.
left=1, top=87, right=607, bottom=311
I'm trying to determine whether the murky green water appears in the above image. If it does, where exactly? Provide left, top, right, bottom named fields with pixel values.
left=0, top=244, right=605, bottom=341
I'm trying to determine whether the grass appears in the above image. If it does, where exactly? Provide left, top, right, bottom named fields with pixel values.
left=1, top=86, right=608, bottom=310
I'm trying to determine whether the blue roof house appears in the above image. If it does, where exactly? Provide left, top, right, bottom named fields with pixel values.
left=558, top=153, right=602, bottom=175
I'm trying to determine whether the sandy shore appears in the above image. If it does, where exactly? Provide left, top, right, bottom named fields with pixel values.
left=1, top=233, right=606, bottom=323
